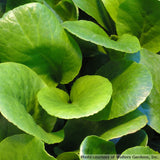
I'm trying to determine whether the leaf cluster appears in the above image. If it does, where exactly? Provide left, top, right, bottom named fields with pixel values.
left=0, top=0, right=160, bottom=159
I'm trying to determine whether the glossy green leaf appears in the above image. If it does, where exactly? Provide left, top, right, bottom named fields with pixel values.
left=101, top=0, right=125, bottom=22
left=38, top=75, right=112, bottom=119
left=6, top=0, right=78, bottom=21
left=57, top=152, right=80, bottom=160
left=59, top=110, right=147, bottom=151
left=0, top=62, right=64, bottom=144
left=45, top=0, right=78, bottom=21
left=140, top=49, right=160, bottom=133
left=89, top=60, right=152, bottom=120
left=72, top=0, right=115, bottom=33
left=80, top=136, right=117, bottom=160
left=0, top=3, right=82, bottom=86
left=116, top=130, right=148, bottom=154
left=120, top=146, right=160, bottom=160
left=0, top=134, right=56, bottom=160
left=116, top=0, right=160, bottom=53
left=63, top=20, right=141, bottom=53
left=100, top=110, right=148, bottom=141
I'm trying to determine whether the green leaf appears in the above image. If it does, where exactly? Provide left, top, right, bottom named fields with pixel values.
left=101, top=0, right=125, bottom=22
left=0, top=62, right=64, bottom=144
left=6, top=0, right=78, bottom=22
left=99, top=110, right=148, bottom=141
left=57, top=152, right=80, bottom=160
left=0, top=3, right=82, bottom=86
left=0, top=134, right=56, bottom=160
left=116, top=130, right=148, bottom=154
left=38, top=75, right=112, bottom=119
left=6, top=0, right=33, bottom=11
left=58, top=110, right=147, bottom=151
left=89, top=60, right=152, bottom=120
left=140, top=49, right=160, bottom=133
left=116, top=0, right=160, bottom=53
left=120, top=146, right=160, bottom=160
left=72, top=0, right=115, bottom=33
left=0, top=114, right=23, bottom=142
left=63, top=20, right=141, bottom=53
left=80, top=136, right=117, bottom=160
left=45, top=0, right=78, bottom=21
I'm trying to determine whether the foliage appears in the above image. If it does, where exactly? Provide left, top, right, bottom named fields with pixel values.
left=0, top=0, right=160, bottom=159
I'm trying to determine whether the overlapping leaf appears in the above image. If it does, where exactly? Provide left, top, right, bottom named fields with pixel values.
left=63, top=20, right=140, bottom=53
left=59, top=110, right=147, bottom=151
left=0, top=114, right=23, bottom=142
left=116, top=0, right=160, bottom=53
left=0, top=62, right=63, bottom=144
left=72, top=0, right=115, bottom=33
left=38, top=75, right=112, bottom=119
left=89, top=60, right=152, bottom=120
left=6, top=0, right=78, bottom=21
left=45, top=0, right=78, bottom=21
left=116, top=130, right=148, bottom=154
left=140, top=49, right=160, bottom=133
left=0, top=3, right=82, bottom=86
left=0, top=134, right=56, bottom=160
left=101, top=0, right=125, bottom=22
left=80, top=136, right=117, bottom=160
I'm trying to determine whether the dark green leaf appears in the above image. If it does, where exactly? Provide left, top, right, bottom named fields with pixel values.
left=0, top=3, right=82, bottom=86
left=0, top=114, right=23, bottom=142
left=46, top=0, right=78, bottom=21
left=72, top=0, right=115, bottom=33
left=59, top=110, right=147, bottom=151
left=116, top=130, right=148, bottom=154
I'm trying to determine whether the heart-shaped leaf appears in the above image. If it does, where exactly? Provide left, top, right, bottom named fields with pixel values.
left=0, top=3, right=82, bottom=86
left=80, top=136, right=117, bottom=160
left=89, top=60, right=152, bottom=120
left=63, top=20, right=141, bottom=53
left=0, top=62, right=64, bottom=144
left=38, top=75, right=112, bottom=119
left=0, top=134, right=56, bottom=160
left=116, top=0, right=160, bottom=53
left=140, top=49, right=160, bottom=133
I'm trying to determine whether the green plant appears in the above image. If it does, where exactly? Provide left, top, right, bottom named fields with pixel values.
left=0, top=0, right=160, bottom=159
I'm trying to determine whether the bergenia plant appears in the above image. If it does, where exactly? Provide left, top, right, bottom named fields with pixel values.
left=0, top=0, right=160, bottom=159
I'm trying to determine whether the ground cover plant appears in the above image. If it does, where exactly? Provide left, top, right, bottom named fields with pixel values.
left=0, top=0, right=160, bottom=159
